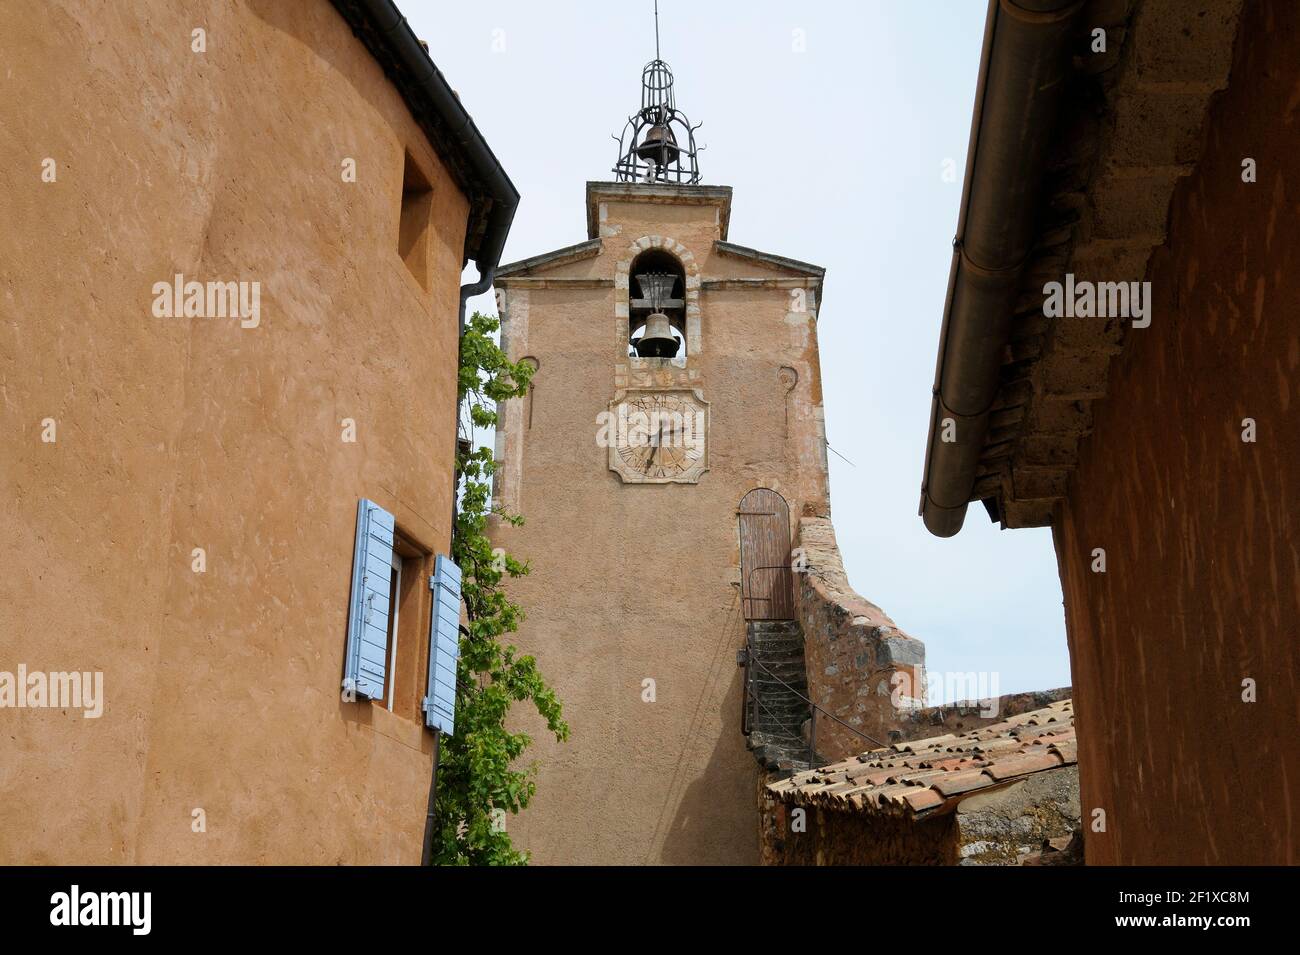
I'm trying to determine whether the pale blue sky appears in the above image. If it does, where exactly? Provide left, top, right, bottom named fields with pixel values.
left=408, top=0, right=1071, bottom=699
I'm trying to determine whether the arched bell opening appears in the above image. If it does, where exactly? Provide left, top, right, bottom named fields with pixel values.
left=628, top=249, right=687, bottom=359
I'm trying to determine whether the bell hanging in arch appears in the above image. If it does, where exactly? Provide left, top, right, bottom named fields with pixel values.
left=636, top=312, right=680, bottom=358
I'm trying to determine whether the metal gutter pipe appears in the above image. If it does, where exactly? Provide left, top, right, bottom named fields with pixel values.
left=919, top=0, right=1082, bottom=537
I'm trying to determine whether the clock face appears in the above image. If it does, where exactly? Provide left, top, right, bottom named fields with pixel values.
left=609, top=390, right=709, bottom=484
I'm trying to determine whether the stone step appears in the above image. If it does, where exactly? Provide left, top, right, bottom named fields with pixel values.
left=749, top=737, right=819, bottom=774
left=754, top=701, right=807, bottom=714
left=753, top=714, right=804, bottom=727
left=754, top=718, right=808, bottom=733
left=753, top=700, right=808, bottom=715
left=748, top=623, right=801, bottom=636
left=754, top=697, right=808, bottom=709
left=753, top=693, right=808, bottom=708
left=751, top=720, right=809, bottom=736
left=751, top=732, right=819, bottom=752
left=753, top=696, right=804, bottom=709
left=751, top=660, right=804, bottom=675
left=752, top=682, right=809, bottom=698
left=744, top=620, right=825, bottom=773
left=749, top=632, right=801, bottom=644
left=751, top=690, right=809, bottom=707
left=748, top=626, right=801, bottom=640
left=754, top=723, right=807, bottom=737
left=751, top=654, right=806, bottom=667
left=753, top=727, right=806, bottom=741
left=752, top=671, right=808, bottom=688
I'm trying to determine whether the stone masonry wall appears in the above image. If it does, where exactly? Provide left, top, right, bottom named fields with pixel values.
left=954, top=766, right=1080, bottom=865
left=758, top=775, right=957, bottom=866
left=896, top=687, right=1072, bottom=741
left=794, top=517, right=925, bottom=762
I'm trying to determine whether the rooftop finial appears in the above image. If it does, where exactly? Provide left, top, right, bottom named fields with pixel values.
left=654, top=0, right=660, bottom=61
left=611, top=1, right=701, bottom=184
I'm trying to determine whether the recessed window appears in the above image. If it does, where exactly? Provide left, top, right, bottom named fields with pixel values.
left=398, top=150, right=433, bottom=290
left=379, top=550, right=403, bottom=710
left=344, top=500, right=458, bottom=730
left=383, top=533, right=429, bottom=720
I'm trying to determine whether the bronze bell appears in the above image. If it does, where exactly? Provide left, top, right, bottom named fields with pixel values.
left=635, top=124, right=680, bottom=166
left=636, top=312, right=680, bottom=358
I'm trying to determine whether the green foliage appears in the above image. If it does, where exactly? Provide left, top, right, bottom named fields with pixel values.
left=429, top=311, right=568, bottom=866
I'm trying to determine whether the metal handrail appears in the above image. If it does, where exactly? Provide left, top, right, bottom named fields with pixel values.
left=742, top=632, right=891, bottom=767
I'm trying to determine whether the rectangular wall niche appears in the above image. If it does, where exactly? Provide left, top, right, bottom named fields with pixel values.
left=398, top=150, right=433, bottom=291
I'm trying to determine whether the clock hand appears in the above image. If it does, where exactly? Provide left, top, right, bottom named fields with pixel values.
left=650, top=423, right=666, bottom=466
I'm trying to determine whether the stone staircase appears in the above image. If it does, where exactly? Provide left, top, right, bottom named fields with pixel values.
left=743, top=619, right=823, bottom=775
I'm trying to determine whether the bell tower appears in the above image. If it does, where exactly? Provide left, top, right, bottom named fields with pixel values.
left=489, top=31, right=833, bottom=865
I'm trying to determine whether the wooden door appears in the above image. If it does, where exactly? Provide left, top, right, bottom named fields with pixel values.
left=737, top=488, right=793, bottom=620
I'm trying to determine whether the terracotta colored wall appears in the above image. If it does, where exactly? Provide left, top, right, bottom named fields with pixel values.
left=0, top=0, right=468, bottom=863
left=1054, top=0, right=1300, bottom=865
left=492, top=193, right=830, bottom=864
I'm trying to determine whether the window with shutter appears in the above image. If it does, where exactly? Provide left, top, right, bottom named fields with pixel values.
left=343, top=499, right=396, bottom=701
left=423, top=555, right=462, bottom=734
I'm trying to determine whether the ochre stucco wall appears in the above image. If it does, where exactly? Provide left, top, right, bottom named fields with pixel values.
left=0, top=0, right=467, bottom=862
left=492, top=190, right=830, bottom=863
left=1054, top=0, right=1300, bottom=865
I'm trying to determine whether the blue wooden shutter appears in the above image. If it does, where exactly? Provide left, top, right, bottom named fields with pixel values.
left=343, top=499, right=396, bottom=701
left=423, top=555, right=462, bottom=734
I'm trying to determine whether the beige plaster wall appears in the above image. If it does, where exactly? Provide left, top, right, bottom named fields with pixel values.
left=492, top=190, right=830, bottom=864
left=0, top=0, right=467, bottom=863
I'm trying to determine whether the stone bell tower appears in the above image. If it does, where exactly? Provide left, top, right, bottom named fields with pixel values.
left=489, top=51, right=834, bottom=865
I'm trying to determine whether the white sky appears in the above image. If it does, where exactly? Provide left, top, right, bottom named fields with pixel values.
left=406, top=0, right=1071, bottom=700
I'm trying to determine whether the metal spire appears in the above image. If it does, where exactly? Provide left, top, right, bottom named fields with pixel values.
left=610, top=0, right=702, bottom=184
left=655, top=0, right=660, bottom=60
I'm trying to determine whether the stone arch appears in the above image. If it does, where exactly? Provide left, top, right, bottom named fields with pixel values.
left=615, top=235, right=702, bottom=359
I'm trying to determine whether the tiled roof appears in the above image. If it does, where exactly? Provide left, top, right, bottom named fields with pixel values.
left=767, top=699, right=1075, bottom=820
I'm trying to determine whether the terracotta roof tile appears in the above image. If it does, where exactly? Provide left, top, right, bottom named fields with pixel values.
left=766, top=699, right=1077, bottom=820
left=927, top=755, right=986, bottom=773
left=984, top=750, right=1064, bottom=781
left=894, top=734, right=960, bottom=753
left=970, top=737, right=1028, bottom=757
left=1050, top=740, right=1078, bottom=765
left=930, top=768, right=996, bottom=798
left=903, top=788, right=946, bottom=813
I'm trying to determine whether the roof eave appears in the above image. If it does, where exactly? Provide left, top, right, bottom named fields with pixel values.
left=329, top=0, right=520, bottom=272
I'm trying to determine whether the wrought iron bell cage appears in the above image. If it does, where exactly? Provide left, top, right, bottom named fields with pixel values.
left=641, top=58, right=676, bottom=113
left=613, top=58, right=702, bottom=185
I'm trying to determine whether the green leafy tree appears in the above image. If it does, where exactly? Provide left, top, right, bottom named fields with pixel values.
left=428, top=311, right=568, bottom=866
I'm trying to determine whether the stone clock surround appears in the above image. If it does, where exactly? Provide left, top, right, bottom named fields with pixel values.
left=607, top=387, right=710, bottom=485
